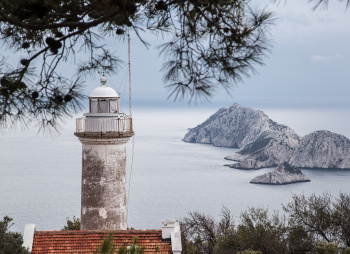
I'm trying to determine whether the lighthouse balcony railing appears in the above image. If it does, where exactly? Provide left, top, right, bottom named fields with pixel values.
left=76, top=117, right=133, bottom=133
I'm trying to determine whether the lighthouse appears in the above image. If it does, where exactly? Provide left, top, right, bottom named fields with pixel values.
left=74, top=76, right=134, bottom=230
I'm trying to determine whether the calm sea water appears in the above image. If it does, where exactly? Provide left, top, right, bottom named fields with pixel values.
left=1, top=107, right=350, bottom=233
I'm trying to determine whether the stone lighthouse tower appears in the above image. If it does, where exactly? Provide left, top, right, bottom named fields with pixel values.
left=74, top=76, right=134, bottom=230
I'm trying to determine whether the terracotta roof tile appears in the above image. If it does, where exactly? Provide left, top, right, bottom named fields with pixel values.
left=31, top=230, right=172, bottom=254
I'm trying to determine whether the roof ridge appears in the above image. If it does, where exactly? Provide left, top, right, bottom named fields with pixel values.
left=35, top=229, right=162, bottom=234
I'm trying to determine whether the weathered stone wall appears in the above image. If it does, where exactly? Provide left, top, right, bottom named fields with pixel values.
left=79, top=137, right=130, bottom=230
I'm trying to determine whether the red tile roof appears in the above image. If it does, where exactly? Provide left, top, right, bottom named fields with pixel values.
left=31, top=229, right=172, bottom=254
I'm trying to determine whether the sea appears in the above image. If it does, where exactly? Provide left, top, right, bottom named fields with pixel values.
left=1, top=106, right=350, bottom=233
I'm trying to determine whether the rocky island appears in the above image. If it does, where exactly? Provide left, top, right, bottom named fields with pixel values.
left=183, top=104, right=299, bottom=150
left=250, top=162, right=311, bottom=185
left=183, top=104, right=350, bottom=172
left=289, top=130, right=350, bottom=169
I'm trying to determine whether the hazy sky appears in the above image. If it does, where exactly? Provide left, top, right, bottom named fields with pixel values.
left=104, top=0, right=350, bottom=110
left=2, top=0, right=349, bottom=110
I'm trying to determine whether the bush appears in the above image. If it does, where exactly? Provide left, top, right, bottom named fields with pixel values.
left=181, top=193, right=350, bottom=254
left=0, top=216, right=30, bottom=254
left=315, top=241, right=338, bottom=254
left=62, top=216, right=81, bottom=230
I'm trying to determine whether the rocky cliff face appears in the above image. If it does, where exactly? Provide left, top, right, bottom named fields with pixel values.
left=250, top=162, right=311, bottom=185
left=289, top=131, right=350, bottom=169
left=225, top=129, right=299, bottom=169
left=228, top=129, right=350, bottom=170
left=183, top=104, right=298, bottom=149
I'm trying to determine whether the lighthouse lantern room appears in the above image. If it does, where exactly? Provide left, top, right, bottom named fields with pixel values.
left=89, top=76, right=119, bottom=114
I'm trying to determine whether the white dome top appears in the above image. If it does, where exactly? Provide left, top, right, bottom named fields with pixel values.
left=89, top=76, right=119, bottom=98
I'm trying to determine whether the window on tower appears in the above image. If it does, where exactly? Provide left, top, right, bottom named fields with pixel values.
left=89, top=98, right=119, bottom=113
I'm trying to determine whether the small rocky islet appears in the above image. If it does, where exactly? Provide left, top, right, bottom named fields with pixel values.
left=250, top=162, right=311, bottom=185
left=183, top=104, right=350, bottom=184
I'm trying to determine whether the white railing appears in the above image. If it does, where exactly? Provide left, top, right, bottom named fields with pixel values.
left=76, top=117, right=133, bottom=133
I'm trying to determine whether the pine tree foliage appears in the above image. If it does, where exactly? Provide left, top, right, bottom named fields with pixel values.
left=93, top=233, right=116, bottom=254
left=0, top=0, right=273, bottom=131
left=308, top=0, right=350, bottom=10
left=94, top=235, right=146, bottom=254
left=273, top=0, right=350, bottom=10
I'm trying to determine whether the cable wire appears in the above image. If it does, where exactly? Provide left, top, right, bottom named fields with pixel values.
left=126, top=134, right=135, bottom=228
